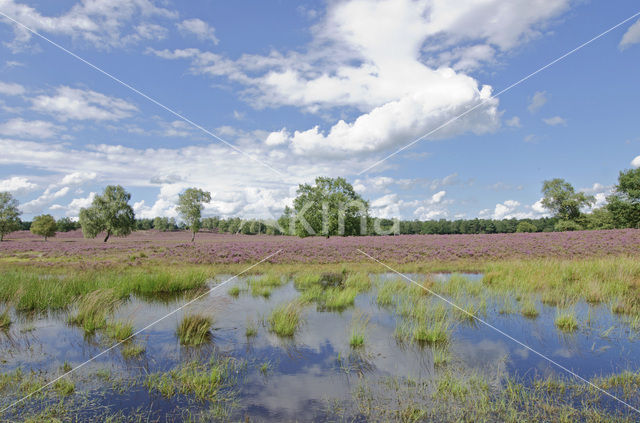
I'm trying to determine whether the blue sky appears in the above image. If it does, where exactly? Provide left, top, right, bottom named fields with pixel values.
left=0, top=0, right=639, bottom=221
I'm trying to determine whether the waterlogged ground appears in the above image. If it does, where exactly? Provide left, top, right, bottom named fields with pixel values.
left=1, top=273, right=640, bottom=422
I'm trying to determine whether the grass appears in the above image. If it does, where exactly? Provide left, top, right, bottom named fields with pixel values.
left=555, top=308, right=579, bottom=331
left=0, top=267, right=211, bottom=312
left=145, top=355, right=238, bottom=401
left=245, top=319, right=258, bottom=337
left=177, top=314, right=213, bottom=345
left=248, top=273, right=284, bottom=298
left=268, top=301, right=302, bottom=337
left=121, top=342, right=146, bottom=358
left=53, top=377, right=74, bottom=396
left=228, top=285, right=242, bottom=297
left=349, top=311, right=369, bottom=348
left=67, top=289, right=119, bottom=334
left=520, top=296, right=540, bottom=318
left=0, top=310, right=10, bottom=330
left=104, top=321, right=134, bottom=341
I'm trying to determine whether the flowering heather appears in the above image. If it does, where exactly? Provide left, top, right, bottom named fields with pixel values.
left=1, top=229, right=640, bottom=265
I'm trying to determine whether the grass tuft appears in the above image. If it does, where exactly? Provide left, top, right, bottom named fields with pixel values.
left=177, top=314, right=213, bottom=346
left=520, top=296, right=540, bottom=318
left=67, top=289, right=119, bottom=334
left=104, top=321, right=134, bottom=341
left=0, top=310, right=11, bottom=330
left=268, top=302, right=302, bottom=337
left=555, top=308, right=578, bottom=332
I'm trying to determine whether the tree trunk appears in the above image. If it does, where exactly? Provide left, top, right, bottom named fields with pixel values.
left=103, top=230, right=111, bottom=243
left=191, top=231, right=196, bottom=242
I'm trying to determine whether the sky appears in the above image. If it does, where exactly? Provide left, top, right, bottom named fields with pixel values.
left=0, top=0, right=639, bottom=222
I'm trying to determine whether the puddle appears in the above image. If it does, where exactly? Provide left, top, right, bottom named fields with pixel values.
left=1, top=273, right=639, bottom=421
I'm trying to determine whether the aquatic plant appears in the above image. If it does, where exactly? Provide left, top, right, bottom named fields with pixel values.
left=520, top=296, right=540, bottom=318
left=121, top=342, right=145, bottom=358
left=177, top=314, right=213, bottom=345
left=104, top=321, right=134, bottom=341
left=228, top=285, right=241, bottom=297
left=349, top=311, right=369, bottom=348
left=555, top=308, right=578, bottom=331
left=0, top=310, right=10, bottom=330
left=268, top=302, right=301, bottom=337
left=67, top=289, right=119, bottom=334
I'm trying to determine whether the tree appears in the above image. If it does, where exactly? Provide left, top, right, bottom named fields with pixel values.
left=292, top=177, right=369, bottom=237
left=607, top=168, right=640, bottom=228
left=79, top=185, right=135, bottom=242
left=0, top=192, right=21, bottom=242
left=540, top=178, right=594, bottom=221
left=57, top=217, right=79, bottom=232
left=177, top=188, right=211, bottom=242
left=516, top=221, right=537, bottom=233
left=30, top=214, right=57, bottom=240
left=554, top=220, right=583, bottom=232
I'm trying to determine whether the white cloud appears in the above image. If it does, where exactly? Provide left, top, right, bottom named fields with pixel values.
left=543, top=116, right=566, bottom=126
left=0, top=81, right=25, bottom=96
left=63, top=192, right=96, bottom=217
left=60, top=171, right=97, bottom=186
left=31, top=86, right=137, bottom=121
left=481, top=198, right=549, bottom=219
left=22, top=186, right=70, bottom=213
left=528, top=91, right=548, bottom=113
left=632, top=155, right=640, bottom=168
left=620, top=19, right=640, bottom=50
left=431, top=190, right=446, bottom=203
left=177, top=18, right=219, bottom=44
left=505, top=116, right=521, bottom=127
left=0, top=176, right=37, bottom=193
left=0, top=118, right=63, bottom=138
left=265, top=128, right=290, bottom=146
left=0, top=0, right=176, bottom=50
left=150, top=0, right=572, bottom=157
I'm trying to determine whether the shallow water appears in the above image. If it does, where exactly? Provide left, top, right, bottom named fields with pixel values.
left=1, top=273, right=639, bottom=421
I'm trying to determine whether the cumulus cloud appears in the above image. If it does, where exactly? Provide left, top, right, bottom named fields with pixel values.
left=0, top=176, right=37, bottom=193
left=31, top=86, right=138, bottom=121
left=528, top=91, right=548, bottom=113
left=543, top=116, right=566, bottom=126
left=620, top=19, right=640, bottom=50
left=0, top=118, right=63, bottom=138
left=265, top=128, right=290, bottom=146
left=0, top=0, right=176, bottom=50
left=480, top=198, right=549, bottom=219
left=632, top=155, right=640, bottom=168
left=150, top=0, right=572, bottom=157
left=22, top=186, right=70, bottom=213
left=177, top=18, right=219, bottom=44
left=505, top=116, right=521, bottom=127
left=0, top=81, right=25, bottom=96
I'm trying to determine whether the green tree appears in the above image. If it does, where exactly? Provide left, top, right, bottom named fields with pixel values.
left=0, top=192, right=21, bottom=242
left=57, top=217, right=78, bottom=232
left=541, top=178, right=594, bottom=221
left=30, top=214, right=57, bottom=240
left=516, top=221, right=537, bottom=233
left=554, top=220, right=583, bottom=232
left=606, top=168, right=640, bottom=228
left=79, top=185, right=136, bottom=242
left=177, top=188, right=212, bottom=242
left=292, top=177, right=368, bottom=237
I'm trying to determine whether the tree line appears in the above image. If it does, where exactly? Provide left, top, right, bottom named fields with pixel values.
left=0, top=167, right=638, bottom=241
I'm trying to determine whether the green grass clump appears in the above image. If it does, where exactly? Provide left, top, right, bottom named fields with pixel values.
left=245, top=320, right=258, bottom=337
left=0, top=310, right=11, bottom=330
left=145, top=356, right=237, bottom=401
left=228, top=286, right=241, bottom=298
left=555, top=308, right=578, bottom=332
left=520, top=296, right=540, bottom=318
left=322, top=287, right=359, bottom=311
left=344, top=272, right=371, bottom=292
left=294, top=272, right=322, bottom=290
left=53, top=378, right=74, bottom=396
left=67, top=289, right=119, bottom=334
left=248, top=273, right=284, bottom=298
left=349, top=311, right=369, bottom=348
left=177, top=314, right=213, bottom=346
left=105, top=321, right=134, bottom=341
left=121, top=342, right=145, bottom=358
left=412, top=320, right=449, bottom=345
left=268, top=302, right=302, bottom=337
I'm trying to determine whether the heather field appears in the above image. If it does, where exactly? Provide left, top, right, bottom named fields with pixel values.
left=2, top=230, right=640, bottom=422
left=2, top=228, right=640, bottom=265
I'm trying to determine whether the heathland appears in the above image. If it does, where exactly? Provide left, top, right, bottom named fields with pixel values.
left=1, top=229, right=640, bottom=422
